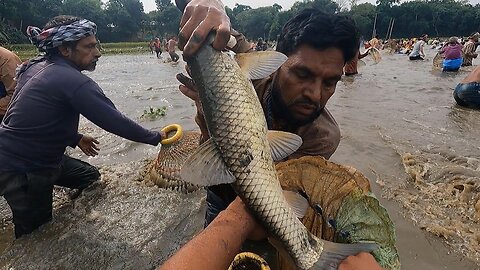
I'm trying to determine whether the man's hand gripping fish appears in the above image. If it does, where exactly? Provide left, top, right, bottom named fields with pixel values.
left=179, top=35, right=378, bottom=269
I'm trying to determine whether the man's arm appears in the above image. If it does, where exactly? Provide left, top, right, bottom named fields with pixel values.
left=158, top=197, right=264, bottom=270
left=358, top=50, right=369, bottom=59
left=70, top=81, right=164, bottom=146
left=159, top=197, right=384, bottom=270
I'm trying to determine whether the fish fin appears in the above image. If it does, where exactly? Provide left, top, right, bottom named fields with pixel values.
left=267, top=131, right=303, bottom=161
left=235, top=51, right=288, bottom=80
left=310, top=241, right=379, bottom=270
left=180, top=138, right=235, bottom=186
left=283, top=190, right=309, bottom=218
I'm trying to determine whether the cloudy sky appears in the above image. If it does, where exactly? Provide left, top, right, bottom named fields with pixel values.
left=136, top=0, right=480, bottom=12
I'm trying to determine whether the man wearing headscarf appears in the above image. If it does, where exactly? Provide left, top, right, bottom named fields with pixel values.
left=0, top=0, right=244, bottom=237
left=0, top=47, right=21, bottom=121
left=0, top=15, right=167, bottom=238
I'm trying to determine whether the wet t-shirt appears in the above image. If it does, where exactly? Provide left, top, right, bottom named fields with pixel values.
left=0, top=56, right=161, bottom=173
left=443, top=44, right=463, bottom=60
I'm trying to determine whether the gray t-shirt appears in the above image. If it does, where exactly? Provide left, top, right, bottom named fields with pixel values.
left=409, top=40, right=425, bottom=57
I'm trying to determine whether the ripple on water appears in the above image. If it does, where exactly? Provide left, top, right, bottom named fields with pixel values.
left=0, top=162, right=206, bottom=270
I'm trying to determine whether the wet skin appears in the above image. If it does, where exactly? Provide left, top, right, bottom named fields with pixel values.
left=60, top=35, right=101, bottom=71
left=273, top=45, right=345, bottom=124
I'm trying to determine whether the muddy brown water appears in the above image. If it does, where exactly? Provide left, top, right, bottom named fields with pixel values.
left=0, top=49, right=479, bottom=269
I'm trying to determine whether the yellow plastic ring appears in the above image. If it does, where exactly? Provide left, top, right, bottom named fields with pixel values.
left=228, top=252, right=270, bottom=270
left=160, top=124, right=183, bottom=145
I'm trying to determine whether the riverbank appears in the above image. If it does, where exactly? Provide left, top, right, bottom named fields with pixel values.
left=4, top=42, right=151, bottom=61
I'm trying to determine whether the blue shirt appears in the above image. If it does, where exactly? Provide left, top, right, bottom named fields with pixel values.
left=0, top=56, right=161, bottom=172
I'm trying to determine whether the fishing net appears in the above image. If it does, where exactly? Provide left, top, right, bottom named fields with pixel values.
left=275, top=156, right=400, bottom=270
left=368, top=48, right=382, bottom=64
left=229, top=252, right=271, bottom=270
left=139, top=130, right=201, bottom=192
left=432, top=52, right=444, bottom=70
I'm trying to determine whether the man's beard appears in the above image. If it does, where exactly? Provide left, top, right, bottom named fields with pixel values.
left=271, top=79, right=323, bottom=127
left=85, top=61, right=97, bottom=71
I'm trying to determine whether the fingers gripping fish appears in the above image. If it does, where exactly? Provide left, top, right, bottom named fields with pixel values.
left=179, top=33, right=377, bottom=270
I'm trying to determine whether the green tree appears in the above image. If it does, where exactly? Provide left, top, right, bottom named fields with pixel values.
left=225, top=6, right=238, bottom=30
left=268, top=10, right=293, bottom=41
left=236, top=6, right=280, bottom=40
left=348, top=3, right=376, bottom=38
left=291, top=0, right=340, bottom=14
left=104, top=0, right=146, bottom=41
left=148, top=5, right=181, bottom=39
left=63, top=0, right=108, bottom=40
left=155, top=0, right=174, bottom=12
left=232, top=4, right=252, bottom=16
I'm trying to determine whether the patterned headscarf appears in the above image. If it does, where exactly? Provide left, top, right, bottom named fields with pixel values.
left=16, top=19, right=97, bottom=78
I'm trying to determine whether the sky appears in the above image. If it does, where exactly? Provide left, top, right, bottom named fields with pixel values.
left=136, top=0, right=480, bottom=12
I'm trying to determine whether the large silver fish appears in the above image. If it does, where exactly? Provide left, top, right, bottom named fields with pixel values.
left=180, top=38, right=377, bottom=269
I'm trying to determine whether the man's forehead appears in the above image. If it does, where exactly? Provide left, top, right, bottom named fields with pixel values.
left=285, top=45, right=345, bottom=76
left=79, top=35, right=97, bottom=44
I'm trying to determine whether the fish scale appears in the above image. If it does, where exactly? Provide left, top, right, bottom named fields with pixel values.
left=188, top=44, right=323, bottom=269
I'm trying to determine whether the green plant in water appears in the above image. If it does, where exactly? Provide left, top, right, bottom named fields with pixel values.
left=141, top=106, right=167, bottom=120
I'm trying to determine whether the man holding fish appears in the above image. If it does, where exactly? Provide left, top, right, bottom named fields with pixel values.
left=173, top=0, right=384, bottom=268
left=178, top=8, right=354, bottom=226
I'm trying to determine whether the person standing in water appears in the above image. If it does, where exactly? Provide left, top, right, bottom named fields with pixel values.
left=0, top=15, right=166, bottom=238
left=440, top=37, right=463, bottom=72
left=0, top=0, right=251, bottom=240
left=409, top=35, right=426, bottom=60
left=167, top=37, right=180, bottom=62
left=344, top=49, right=369, bottom=76
left=462, top=32, right=479, bottom=67
left=154, top=37, right=162, bottom=58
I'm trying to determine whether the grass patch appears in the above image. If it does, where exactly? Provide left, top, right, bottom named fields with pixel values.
left=4, top=42, right=152, bottom=61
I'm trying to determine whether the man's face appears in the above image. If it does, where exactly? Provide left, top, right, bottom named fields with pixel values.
left=272, top=45, right=344, bottom=126
left=67, top=35, right=101, bottom=71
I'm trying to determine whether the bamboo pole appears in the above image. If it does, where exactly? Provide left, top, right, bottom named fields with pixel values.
left=385, top=18, right=392, bottom=40
left=388, top=18, right=395, bottom=39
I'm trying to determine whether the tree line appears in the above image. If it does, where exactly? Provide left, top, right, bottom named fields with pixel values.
left=0, top=0, right=479, bottom=45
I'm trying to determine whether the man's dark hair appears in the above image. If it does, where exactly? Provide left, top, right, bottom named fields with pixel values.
left=43, top=15, right=83, bottom=55
left=276, top=9, right=360, bottom=63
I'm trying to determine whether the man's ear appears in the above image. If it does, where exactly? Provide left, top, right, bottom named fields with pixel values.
left=58, top=45, right=72, bottom=57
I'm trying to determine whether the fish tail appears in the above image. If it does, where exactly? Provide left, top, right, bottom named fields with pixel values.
left=309, top=241, right=378, bottom=270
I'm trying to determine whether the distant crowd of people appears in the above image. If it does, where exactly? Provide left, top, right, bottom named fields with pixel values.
left=360, top=32, right=480, bottom=108
left=370, top=32, right=479, bottom=70
left=0, top=7, right=479, bottom=269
